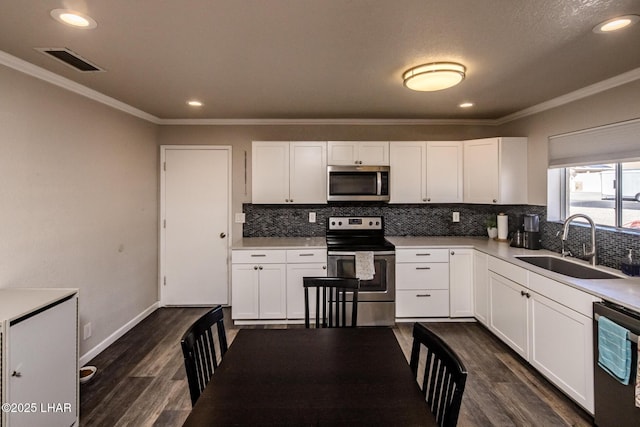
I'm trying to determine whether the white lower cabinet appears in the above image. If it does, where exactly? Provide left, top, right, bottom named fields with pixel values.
left=473, top=250, right=489, bottom=325
left=486, top=256, right=597, bottom=414
left=449, top=249, right=474, bottom=317
left=488, top=271, right=530, bottom=359
left=285, top=249, right=327, bottom=319
left=396, top=248, right=450, bottom=318
left=231, top=250, right=287, bottom=320
left=1, top=289, right=78, bottom=427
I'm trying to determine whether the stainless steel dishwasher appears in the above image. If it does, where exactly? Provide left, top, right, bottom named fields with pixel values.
left=593, top=301, right=640, bottom=427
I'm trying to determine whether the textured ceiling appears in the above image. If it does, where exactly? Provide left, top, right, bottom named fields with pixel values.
left=1, top=0, right=639, bottom=120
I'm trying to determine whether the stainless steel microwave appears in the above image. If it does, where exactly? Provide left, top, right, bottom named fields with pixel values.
left=327, top=165, right=390, bottom=202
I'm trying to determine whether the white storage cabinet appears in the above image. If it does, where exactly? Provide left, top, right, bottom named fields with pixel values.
left=396, top=248, right=450, bottom=318
left=327, top=141, right=389, bottom=165
left=463, top=137, right=527, bottom=204
left=231, top=250, right=287, bottom=320
left=389, top=141, right=463, bottom=204
left=449, top=248, right=474, bottom=317
left=285, top=249, right=327, bottom=319
left=0, top=289, right=78, bottom=427
left=252, top=141, right=327, bottom=204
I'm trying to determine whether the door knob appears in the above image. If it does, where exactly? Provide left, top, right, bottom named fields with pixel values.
left=220, top=232, right=226, bottom=238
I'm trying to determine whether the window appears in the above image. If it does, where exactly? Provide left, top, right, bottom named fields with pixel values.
left=565, top=161, right=640, bottom=229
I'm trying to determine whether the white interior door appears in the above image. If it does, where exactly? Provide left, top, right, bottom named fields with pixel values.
left=161, top=146, right=231, bottom=305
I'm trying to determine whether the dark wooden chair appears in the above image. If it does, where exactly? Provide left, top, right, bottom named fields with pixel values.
left=180, top=305, right=228, bottom=406
left=410, top=323, right=468, bottom=427
left=303, top=277, right=359, bottom=328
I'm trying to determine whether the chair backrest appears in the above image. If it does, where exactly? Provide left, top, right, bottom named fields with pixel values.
left=410, top=323, right=467, bottom=427
left=303, top=277, right=359, bottom=328
left=180, top=305, right=228, bottom=406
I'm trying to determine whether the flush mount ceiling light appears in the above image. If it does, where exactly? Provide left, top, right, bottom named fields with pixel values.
left=403, top=62, right=466, bottom=92
left=459, top=102, right=474, bottom=108
left=187, top=100, right=203, bottom=107
left=593, top=15, right=639, bottom=33
left=50, top=9, right=97, bottom=29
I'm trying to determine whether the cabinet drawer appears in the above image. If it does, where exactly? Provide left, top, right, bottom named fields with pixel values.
left=232, top=250, right=286, bottom=264
left=286, top=249, right=327, bottom=263
left=397, top=248, right=449, bottom=263
left=396, top=263, right=449, bottom=290
left=488, top=256, right=527, bottom=285
left=396, top=290, right=450, bottom=317
left=528, top=272, right=599, bottom=318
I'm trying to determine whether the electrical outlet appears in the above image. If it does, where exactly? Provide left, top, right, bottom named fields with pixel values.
left=452, top=212, right=460, bottom=222
left=309, top=212, right=316, bottom=223
left=83, top=323, right=92, bottom=340
left=235, top=213, right=246, bottom=223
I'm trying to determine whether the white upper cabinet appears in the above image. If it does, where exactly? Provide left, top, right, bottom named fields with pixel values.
left=252, top=141, right=327, bottom=204
left=463, top=137, right=527, bottom=204
left=328, top=141, right=389, bottom=165
left=389, top=141, right=463, bottom=203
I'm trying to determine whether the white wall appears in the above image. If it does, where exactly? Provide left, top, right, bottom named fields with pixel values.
left=497, top=79, right=640, bottom=205
left=0, top=64, right=159, bottom=356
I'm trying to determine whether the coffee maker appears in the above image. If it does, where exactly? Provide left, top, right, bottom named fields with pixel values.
left=523, top=214, right=541, bottom=250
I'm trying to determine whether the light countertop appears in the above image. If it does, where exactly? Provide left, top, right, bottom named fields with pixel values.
left=232, top=235, right=640, bottom=313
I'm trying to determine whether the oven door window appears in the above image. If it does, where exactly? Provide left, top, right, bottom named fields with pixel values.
left=329, top=172, right=378, bottom=196
left=335, top=258, right=387, bottom=292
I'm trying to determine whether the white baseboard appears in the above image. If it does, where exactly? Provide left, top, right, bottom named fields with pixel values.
left=395, top=317, right=477, bottom=323
left=79, top=302, right=159, bottom=367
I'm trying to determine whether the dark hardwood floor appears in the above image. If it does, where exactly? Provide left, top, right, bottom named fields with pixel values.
left=80, top=307, right=593, bottom=426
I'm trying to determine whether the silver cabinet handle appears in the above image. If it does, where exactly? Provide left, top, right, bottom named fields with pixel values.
left=259, top=266, right=263, bottom=270
left=254, top=266, right=258, bottom=270
left=11, top=371, right=22, bottom=378
left=493, top=199, right=497, bottom=203
left=416, top=294, right=431, bottom=297
left=450, top=251, right=455, bottom=255
left=220, top=232, right=226, bottom=239
left=322, top=265, right=327, bottom=269
left=298, top=253, right=314, bottom=257
left=251, top=254, right=267, bottom=257
left=415, top=267, right=431, bottom=270
left=416, top=253, right=431, bottom=256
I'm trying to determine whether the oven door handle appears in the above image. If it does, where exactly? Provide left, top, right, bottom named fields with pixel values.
left=328, top=251, right=395, bottom=256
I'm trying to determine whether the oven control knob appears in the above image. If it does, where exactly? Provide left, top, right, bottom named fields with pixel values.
left=331, top=221, right=335, bottom=226
left=376, top=221, right=380, bottom=225
left=369, top=221, right=373, bottom=226
left=338, top=221, right=342, bottom=226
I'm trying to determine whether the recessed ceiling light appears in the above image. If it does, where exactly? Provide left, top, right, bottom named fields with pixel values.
left=403, top=62, right=466, bottom=92
left=50, top=9, right=97, bottom=29
left=187, top=100, right=203, bottom=107
left=459, top=102, right=474, bottom=108
left=593, top=15, right=639, bottom=33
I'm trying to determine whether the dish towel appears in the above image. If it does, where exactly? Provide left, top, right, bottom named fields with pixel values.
left=355, top=251, right=375, bottom=281
left=598, top=315, right=632, bottom=385
left=636, top=336, right=640, bottom=408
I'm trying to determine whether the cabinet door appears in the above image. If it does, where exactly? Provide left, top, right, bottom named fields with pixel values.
left=289, top=141, right=327, bottom=204
left=252, top=141, right=290, bottom=203
left=327, top=141, right=358, bottom=165
left=426, top=141, right=463, bottom=203
left=488, top=271, right=529, bottom=358
left=258, top=264, right=287, bottom=319
left=231, top=264, right=260, bottom=319
left=529, top=292, right=594, bottom=413
left=473, top=251, right=489, bottom=325
left=463, top=138, right=499, bottom=203
left=449, top=249, right=474, bottom=317
left=396, top=290, right=450, bottom=317
left=358, top=141, right=389, bottom=165
left=396, top=263, right=449, bottom=290
left=389, top=141, right=426, bottom=203
left=8, top=296, right=77, bottom=427
left=286, top=263, right=327, bottom=319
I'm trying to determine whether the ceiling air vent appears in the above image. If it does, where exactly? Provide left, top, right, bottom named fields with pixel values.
left=35, top=47, right=104, bottom=72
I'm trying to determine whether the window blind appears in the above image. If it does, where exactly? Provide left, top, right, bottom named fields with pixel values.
left=548, top=118, right=640, bottom=168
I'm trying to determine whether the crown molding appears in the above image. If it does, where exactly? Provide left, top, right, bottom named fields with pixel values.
left=3, top=49, right=639, bottom=127
left=157, top=118, right=495, bottom=126
left=0, top=50, right=160, bottom=124
left=495, top=66, right=640, bottom=125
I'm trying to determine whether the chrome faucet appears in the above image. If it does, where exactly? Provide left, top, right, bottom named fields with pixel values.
left=561, top=214, right=597, bottom=266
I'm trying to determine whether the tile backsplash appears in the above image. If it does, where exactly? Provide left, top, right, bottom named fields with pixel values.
left=243, top=202, right=640, bottom=270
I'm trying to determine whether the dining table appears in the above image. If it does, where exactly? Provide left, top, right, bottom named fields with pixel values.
left=182, top=327, right=437, bottom=426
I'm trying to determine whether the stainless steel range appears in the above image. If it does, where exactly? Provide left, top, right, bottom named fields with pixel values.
left=326, top=216, right=395, bottom=326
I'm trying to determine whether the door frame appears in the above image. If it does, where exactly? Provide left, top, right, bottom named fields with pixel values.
left=159, top=145, right=233, bottom=306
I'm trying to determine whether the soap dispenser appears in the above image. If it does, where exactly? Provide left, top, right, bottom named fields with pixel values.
left=621, top=248, right=640, bottom=276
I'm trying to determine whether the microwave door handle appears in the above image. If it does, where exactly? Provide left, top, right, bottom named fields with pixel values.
left=377, top=172, right=382, bottom=196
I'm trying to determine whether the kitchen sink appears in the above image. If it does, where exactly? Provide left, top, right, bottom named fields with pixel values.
left=515, top=255, right=622, bottom=280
